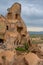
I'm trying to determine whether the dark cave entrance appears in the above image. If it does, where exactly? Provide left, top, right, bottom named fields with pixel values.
left=0, top=39, right=4, bottom=44
left=15, top=14, right=18, bottom=19
left=17, top=27, right=23, bottom=32
left=6, top=26, right=8, bottom=30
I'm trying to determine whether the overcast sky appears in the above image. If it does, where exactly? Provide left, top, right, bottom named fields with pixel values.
left=0, top=0, right=43, bottom=31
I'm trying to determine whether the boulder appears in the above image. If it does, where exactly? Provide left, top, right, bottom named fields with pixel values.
left=0, top=49, right=16, bottom=65
left=24, top=52, right=43, bottom=65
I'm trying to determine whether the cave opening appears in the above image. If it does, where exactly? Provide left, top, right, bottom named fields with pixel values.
left=17, top=27, right=23, bottom=32
left=15, top=14, right=19, bottom=19
left=0, top=39, right=4, bottom=44
left=6, top=26, right=8, bottom=30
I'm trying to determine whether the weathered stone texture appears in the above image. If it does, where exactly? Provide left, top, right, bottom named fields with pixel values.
left=0, top=2, right=43, bottom=65
left=5, top=2, right=31, bottom=46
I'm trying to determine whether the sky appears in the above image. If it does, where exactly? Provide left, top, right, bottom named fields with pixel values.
left=0, top=0, right=43, bottom=31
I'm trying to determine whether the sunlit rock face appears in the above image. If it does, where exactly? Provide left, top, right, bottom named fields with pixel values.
left=0, top=2, right=43, bottom=65
left=5, top=2, right=31, bottom=47
left=0, top=3, right=32, bottom=65
left=7, top=2, right=21, bottom=14
left=0, top=2, right=31, bottom=50
left=0, top=15, right=7, bottom=44
left=24, top=52, right=43, bottom=65
left=0, top=15, right=6, bottom=34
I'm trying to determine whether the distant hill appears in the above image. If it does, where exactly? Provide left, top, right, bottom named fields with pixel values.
left=29, top=31, right=43, bottom=34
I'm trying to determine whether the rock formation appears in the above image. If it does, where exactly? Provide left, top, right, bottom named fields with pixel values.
left=0, top=15, right=7, bottom=44
left=0, top=2, right=43, bottom=65
left=4, top=2, right=31, bottom=47
left=0, top=2, right=31, bottom=49
left=24, top=52, right=43, bottom=65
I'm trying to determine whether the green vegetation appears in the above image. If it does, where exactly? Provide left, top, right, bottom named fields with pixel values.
left=0, top=32, right=43, bottom=52
left=15, top=47, right=25, bottom=51
left=23, top=43, right=29, bottom=50
left=30, top=34, right=43, bottom=38
left=15, top=43, right=29, bottom=52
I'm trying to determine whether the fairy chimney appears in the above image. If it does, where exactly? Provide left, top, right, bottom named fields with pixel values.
left=5, top=2, right=31, bottom=46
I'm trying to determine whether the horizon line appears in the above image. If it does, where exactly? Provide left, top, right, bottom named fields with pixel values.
left=27, top=26, right=43, bottom=32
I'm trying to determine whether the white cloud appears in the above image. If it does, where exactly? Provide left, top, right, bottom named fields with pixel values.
left=0, top=0, right=43, bottom=27
left=22, top=4, right=43, bottom=17
left=27, top=26, right=43, bottom=32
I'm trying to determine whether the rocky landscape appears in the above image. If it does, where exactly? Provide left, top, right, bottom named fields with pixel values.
left=0, top=2, right=43, bottom=65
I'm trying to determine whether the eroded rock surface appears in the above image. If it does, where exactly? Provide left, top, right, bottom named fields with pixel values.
left=24, top=52, right=43, bottom=65
left=0, top=2, right=43, bottom=65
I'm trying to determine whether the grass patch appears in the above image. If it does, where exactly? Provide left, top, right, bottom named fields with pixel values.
left=15, top=43, right=29, bottom=52
left=15, top=47, right=25, bottom=51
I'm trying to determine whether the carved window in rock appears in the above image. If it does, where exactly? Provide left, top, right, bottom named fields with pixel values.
left=6, top=26, right=8, bottom=30
left=17, top=26, right=23, bottom=32
left=16, top=22, right=23, bottom=32
left=7, top=13, right=12, bottom=19
left=15, top=14, right=18, bottom=19
left=0, top=38, right=4, bottom=45
left=22, top=34, right=26, bottom=37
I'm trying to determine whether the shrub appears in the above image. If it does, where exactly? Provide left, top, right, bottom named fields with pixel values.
left=24, top=43, right=29, bottom=50
left=15, top=42, right=29, bottom=52
left=15, top=47, right=25, bottom=51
